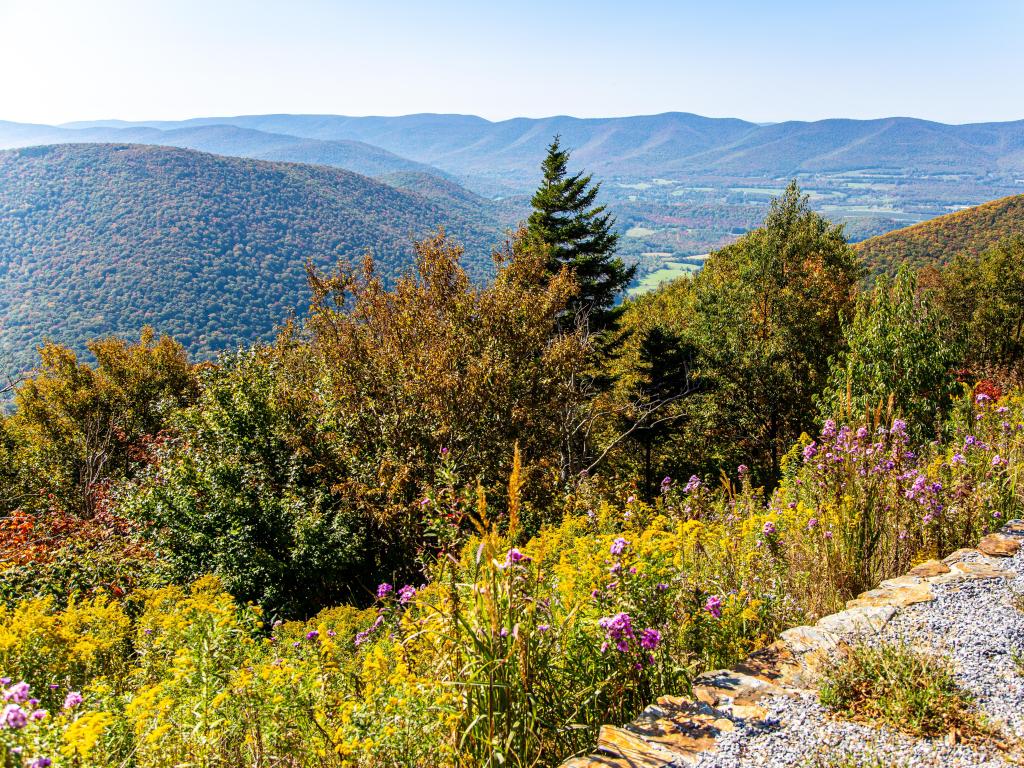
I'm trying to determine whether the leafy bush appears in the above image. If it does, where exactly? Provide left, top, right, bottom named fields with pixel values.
left=119, top=349, right=370, bottom=619
left=821, top=267, right=960, bottom=441
left=819, top=642, right=984, bottom=739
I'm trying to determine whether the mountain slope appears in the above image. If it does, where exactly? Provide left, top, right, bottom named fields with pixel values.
left=0, top=122, right=451, bottom=180
left=0, top=144, right=499, bottom=370
left=855, top=194, right=1024, bottom=274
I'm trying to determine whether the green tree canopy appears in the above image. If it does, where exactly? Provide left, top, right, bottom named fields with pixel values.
left=6, top=328, right=197, bottom=517
left=933, top=236, right=1024, bottom=381
left=688, top=182, right=861, bottom=482
left=527, top=136, right=635, bottom=333
left=821, top=267, right=961, bottom=439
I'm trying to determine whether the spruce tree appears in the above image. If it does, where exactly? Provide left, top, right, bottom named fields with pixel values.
left=630, top=325, right=698, bottom=498
left=527, top=136, right=635, bottom=333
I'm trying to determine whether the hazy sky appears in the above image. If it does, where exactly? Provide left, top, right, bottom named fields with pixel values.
left=1, top=0, right=1022, bottom=125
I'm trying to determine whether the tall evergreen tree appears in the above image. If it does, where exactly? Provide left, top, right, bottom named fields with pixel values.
left=629, top=325, right=699, bottom=498
left=527, top=136, right=635, bottom=333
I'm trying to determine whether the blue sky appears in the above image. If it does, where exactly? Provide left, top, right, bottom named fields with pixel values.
left=1, top=0, right=1021, bottom=125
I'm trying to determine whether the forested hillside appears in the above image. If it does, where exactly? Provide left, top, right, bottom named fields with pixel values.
left=0, top=122, right=453, bottom=180
left=0, top=144, right=499, bottom=370
left=856, top=193, right=1024, bottom=274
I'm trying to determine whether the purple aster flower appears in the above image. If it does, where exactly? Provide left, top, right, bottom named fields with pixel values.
left=29, top=759, right=52, bottom=768
left=684, top=475, right=702, bottom=493
left=807, top=517, right=819, bottom=530
left=992, top=454, right=1007, bottom=467
left=762, top=520, right=777, bottom=536
left=951, top=453, right=966, bottom=466
left=660, top=476, right=672, bottom=489
left=737, top=464, right=749, bottom=476
left=504, top=548, right=527, bottom=566
left=822, top=419, right=837, bottom=438
left=610, top=537, right=629, bottom=556
left=398, top=585, right=417, bottom=604
left=656, top=582, right=669, bottom=591
left=891, top=419, right=907, bottom=437
left=802, top=442, right=817, bottom=462
left=976, top=392, right=991, bottom=403
left=855, top=426, right=868, bottom=440
left=537, top=624, right=551, bottom=633
left=305, top=630, right=319, bottom=641
left=639, top=628, right=662, bottom=650
left=4, top=682, right=30, bottom=703
left=30, top=709, right=46, bottom=721
left=376, top=583, right=393, bottom=599
left=626, top=495, right=636, bottom=504
left=2, top=704, right=28, bottom=729
left=704, top=595, right=723, bottom=619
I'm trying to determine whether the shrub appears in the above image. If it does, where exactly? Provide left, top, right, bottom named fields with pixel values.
left=819, top=642, right=984, bottom=739
left=119, top=349, right=371, bottom=619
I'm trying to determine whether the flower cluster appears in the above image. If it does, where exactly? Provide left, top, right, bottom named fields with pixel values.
left=597, top=612, right=661, bottom=667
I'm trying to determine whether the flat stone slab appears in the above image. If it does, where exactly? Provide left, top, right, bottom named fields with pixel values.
left=978, top=533, right=1021, bottom=557
left=815, top=605, right=896, bottom=635
left=779, top=625, right=842, bottom=654
left=597, top=725, right=683, bottom=767
left=561, top=755, right=642, bottom=768
left=909, top=559, right=951, bottom=577
left=1003, top=519, right=1024, bottom=533
left=950, top=560, right=1016, bottom=580
left=847, top=579, right=934, bottom=609
left=943, top=547, right=979, bottom=564
left=624, top=717, right=719, bottom=763
left=691, top=669, right=781, bottom=708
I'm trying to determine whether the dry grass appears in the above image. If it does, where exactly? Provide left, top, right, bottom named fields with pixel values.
left=819, top=642, right=987, bottom=740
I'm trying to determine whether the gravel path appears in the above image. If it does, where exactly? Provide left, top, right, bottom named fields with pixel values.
left=695, top=543, right=1024, bottom=768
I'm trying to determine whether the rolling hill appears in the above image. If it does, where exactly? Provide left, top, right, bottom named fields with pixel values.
left=59, top=113, right=1024, bottom=186
left=855, top=194, right=1024, bottom=275
left=0, top=121, right=452, bottom=180
left=0, top=144, right=500, bottom=371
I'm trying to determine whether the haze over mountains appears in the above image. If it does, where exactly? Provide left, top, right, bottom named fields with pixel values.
left=6, top=112, right=1024, bottom=187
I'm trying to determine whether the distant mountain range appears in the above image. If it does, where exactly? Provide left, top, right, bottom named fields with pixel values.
left=41, top=112, right=1024, bottom=188
left=856, top=194, right=1024, bottom=275
left=0, top=120, right=453, bottom=180
left=0, top=144, right=498, bottom=370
